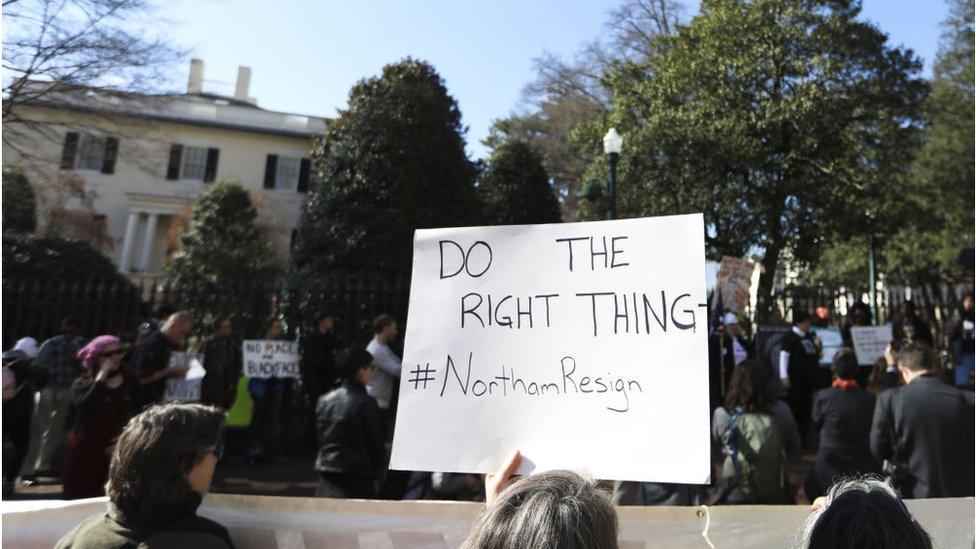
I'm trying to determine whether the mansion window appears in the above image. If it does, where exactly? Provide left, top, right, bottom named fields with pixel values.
left=166, top=144, right=220, bottom=182
left=60, top=131, right=119, bottom=174
left=264, top=154, right=311, bottom=192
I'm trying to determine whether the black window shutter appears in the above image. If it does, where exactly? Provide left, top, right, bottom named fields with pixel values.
left=263, top=155, right=278, bottom=189
left=166, top=144, right=183, bottom=180
left=101, top=137, right=119, bottom=174
left=297, top=158, right=311, bottom=193
left=204, top=148, right=220, bottom=183
left=60, top=132, right=80, bottom=170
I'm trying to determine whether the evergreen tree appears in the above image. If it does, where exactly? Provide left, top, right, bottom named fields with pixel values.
left=599, top=0, right=926, bottom=319
left=2, top=166, right=37, bottom=233
left=166, top=181, right=279, bottom=336
left=293, top=58, right=479, bottom=279
left=479, top=141, right=562, bottom=225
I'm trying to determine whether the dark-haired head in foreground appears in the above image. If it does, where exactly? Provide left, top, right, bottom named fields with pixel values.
left=56, top=403, right=234, bottom=549
left=796, top=477, right=932, bottom=549
left=463, top=470, right=618, bottom=549
left=108, top=402, right=224, bottom=523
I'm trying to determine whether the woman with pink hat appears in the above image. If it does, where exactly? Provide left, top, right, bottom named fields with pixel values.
left=62, top=335, right=135, bottom=499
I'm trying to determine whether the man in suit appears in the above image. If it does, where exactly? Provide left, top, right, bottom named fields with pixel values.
left=779, top=311, right=821, bottom=443
left=870, top=342, right=975, bottom=498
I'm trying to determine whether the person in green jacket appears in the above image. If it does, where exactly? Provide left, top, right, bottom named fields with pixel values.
left=56, top=403, right=233, bottom=548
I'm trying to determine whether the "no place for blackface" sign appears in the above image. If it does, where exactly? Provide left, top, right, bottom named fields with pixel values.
left=243, top=340, right=300, bottom=378
left=390, top=214, right=711, bottom=484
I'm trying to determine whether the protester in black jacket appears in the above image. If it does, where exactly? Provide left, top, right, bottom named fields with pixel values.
left=871, top=342, right=975, bottom=499
left=2, top=338, right=48, bottom=492
left=303, top=312, right=337, bottom=399
left=804, top=349, right=880, bottom=498
left=315, top=346, right=385, bottom=499
left=891, top=300, right=934, bottom=348
left=131, top=311, right=193, bottom=410
left=708, top=312, right=755, bottom=409
left=949, top=293, right=974, bottom=388
left=778, top=311, right=821, bottom=443
left=200, top=317, right=242, bottom=410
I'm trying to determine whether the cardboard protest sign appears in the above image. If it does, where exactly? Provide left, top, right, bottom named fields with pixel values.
left=390, top=214, right=711, bottom=483
left=163, top=352, right=205, bottom=402
left=243, top=340, right=300, bottom=378
left=850, top=325, right=892, bottom=366
left=715, top=257, right=755, bottom=315
left=814, top=327, right=844, bottom=368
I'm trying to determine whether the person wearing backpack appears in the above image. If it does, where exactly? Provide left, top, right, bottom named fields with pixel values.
left=711, top=360, right=801, bottom=504
left=3, top=338, right=48, bottom=494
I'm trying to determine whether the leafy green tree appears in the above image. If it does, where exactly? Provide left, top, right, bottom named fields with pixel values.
left=293, top=58, right=479, bottom=279
left=479, top=141, right=561, bottom=225
left=165, top=181, right=279, bottom=336
left=601, top=0, right=926, bottom=319
left=889, top=0, right=974, bottom=280
left=811, top=0, right=973, bottom=324
left=2, top=166, right=37, bottom=233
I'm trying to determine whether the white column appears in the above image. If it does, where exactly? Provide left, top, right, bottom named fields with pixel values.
left=118, top=212, right=140, bottom=273
left=138, top=213, right=159, bottom=273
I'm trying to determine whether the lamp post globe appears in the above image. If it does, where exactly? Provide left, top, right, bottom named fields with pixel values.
left=603, top=128, right=623, bottom=220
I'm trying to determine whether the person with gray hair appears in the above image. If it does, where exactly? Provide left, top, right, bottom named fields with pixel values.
left=794, top=477, right=932, bottom=548
left=462, top=451, right=618, bottom=549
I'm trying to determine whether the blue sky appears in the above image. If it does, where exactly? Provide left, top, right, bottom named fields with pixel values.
left=165, top=0, right=949, bottom=160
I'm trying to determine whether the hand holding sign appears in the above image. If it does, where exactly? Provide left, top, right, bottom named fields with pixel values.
left=391, top=214, right=711, bottom=483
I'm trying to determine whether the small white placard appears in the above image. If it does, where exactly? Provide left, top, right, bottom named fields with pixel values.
left=814, top=327, right=845, bottom=367
left=163, top=352, right=205, bottom=402
left=850, top=325, right=893, bottom=366
left=243, top=340, right=300, bottom=378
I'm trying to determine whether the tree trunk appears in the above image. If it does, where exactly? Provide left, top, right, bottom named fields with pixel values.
left=755, top=241, right=782, bottom=325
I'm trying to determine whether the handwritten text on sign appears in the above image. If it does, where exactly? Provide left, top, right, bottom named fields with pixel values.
left=390, top=214, right=711, bottom=484
left=163, top=352, right=205, bottom=401
left=243, top=340, right=300, bottom=378
left=850, top=325, right=893, bottom=366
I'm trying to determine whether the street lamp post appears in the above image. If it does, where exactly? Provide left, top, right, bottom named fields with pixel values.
left=868, top=233, right=878, bottom=324
left=603, top=128, right=623, bottom=220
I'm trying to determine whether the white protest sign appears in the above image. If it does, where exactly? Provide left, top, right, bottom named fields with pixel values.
left=243, top=340, right=300, bottom=378
left=390, top=214, right=711, bottom=484
left=163, top=352, right=205, bottom=402
left=814, top=327, right=844, bottom=367
left=850, top=325, right=892, bottom=366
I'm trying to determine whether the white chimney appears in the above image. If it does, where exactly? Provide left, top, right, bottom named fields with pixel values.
left=234, top=66, right=252, bottom=102
left=187, top=59, right=204, bottom=94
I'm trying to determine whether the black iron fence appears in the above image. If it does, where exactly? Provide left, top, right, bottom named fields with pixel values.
left=2, top=273, right=411, bottom=350
left=5, top=272, right=969, bottom=351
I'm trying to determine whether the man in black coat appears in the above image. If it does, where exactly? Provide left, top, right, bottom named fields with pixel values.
left=315, top=346, right=385, bottom=499
left=3, top=340, right=49, bottom=493
left=708, top=312, right=754, bottom=410
left=871, top=342, right=975, bottom=499
left=303, top=312, right=337, bottom=400
left=131, top=311, right=193, bottom=410
left=891, top=300, right=934, bottom=348
left=778, top=311, right=821, bottom=443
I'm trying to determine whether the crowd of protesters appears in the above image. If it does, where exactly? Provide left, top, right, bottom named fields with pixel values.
left=50, top=402, right=941, bottom=549
left=3, top=296, right=974, bottom=519
left=705, top=297, right=974, bottom=505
